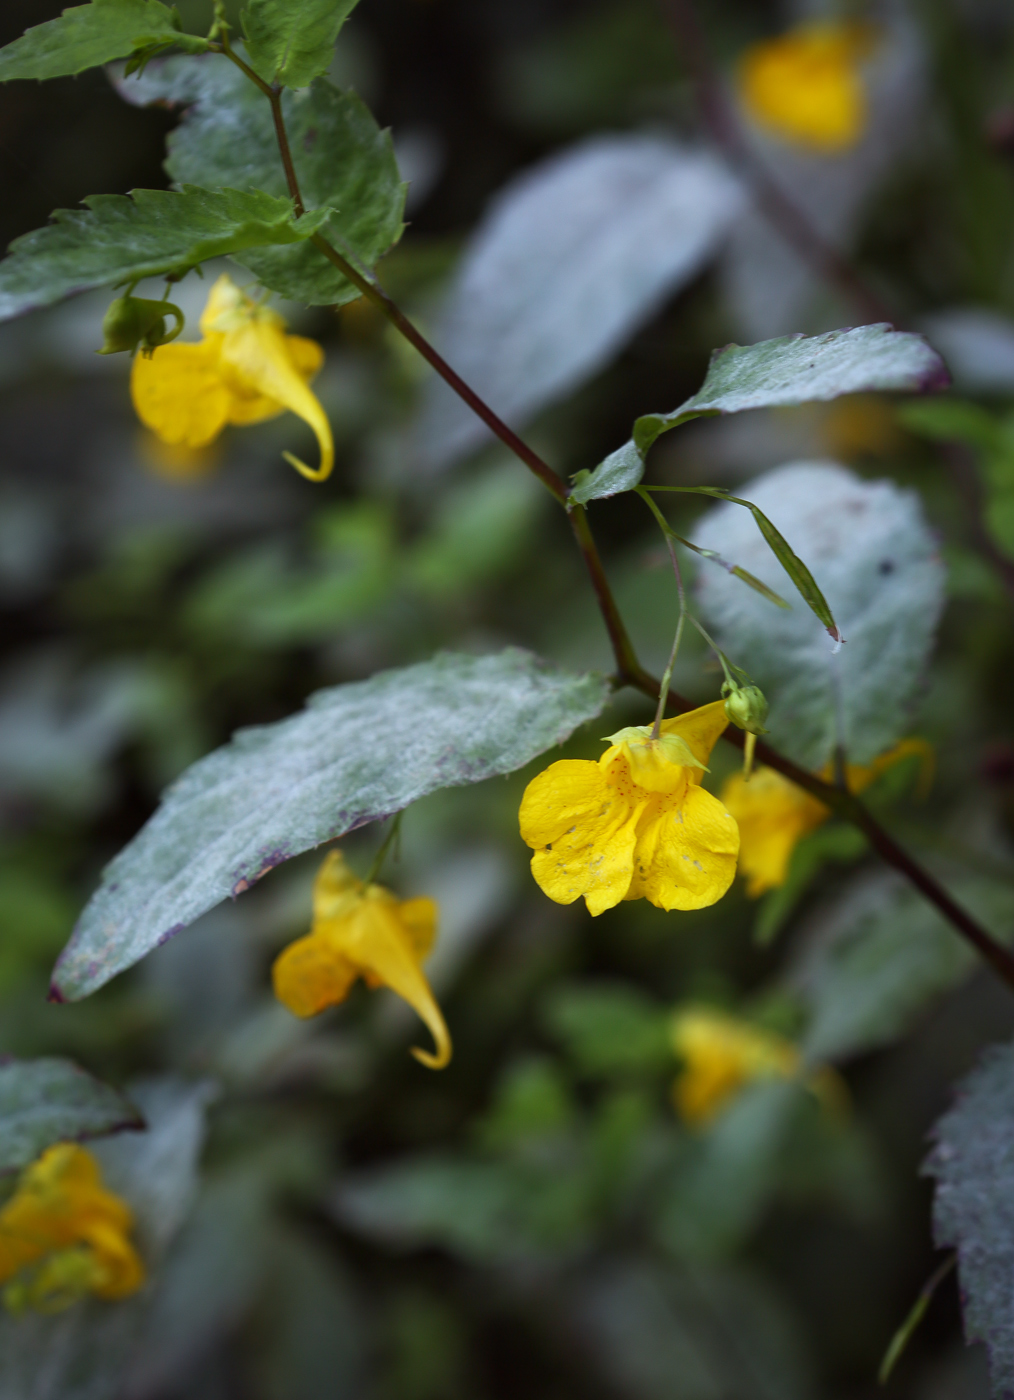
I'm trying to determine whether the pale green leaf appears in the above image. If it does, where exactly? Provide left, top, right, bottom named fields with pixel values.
left=793, top=871, right=1014, bottom=1063
left=53, top=650, right=610, bottom=1001
left=572, top=325, right=948, bottom=504
left=0, top=0, right=207, bottom=83
left=0, top=1057, right=142, bottom=1175
left=242, top=0, right=360, bottom=88
left=926, top=1040, right=1014, bottom=1398
left=0, top=186, right=328, bottom=322
left=115, top=55, right=405, bottom=304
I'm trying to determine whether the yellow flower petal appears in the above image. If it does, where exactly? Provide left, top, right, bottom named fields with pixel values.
left=398, top=896, right=438, bottom=960
left=218, top=320, right=333, bottom=482
left=658, top=700, right=730, bottom=780
left=520, top=757, right=644, bottom=915
left=738, top=22, right=871, bottom=151
left=0, top=1144, right=144, bottom=1312
left=336, top=896, right=451, bottom=1069
left=311, top=849, right=363, bottom=923
left=627, top=783, right=740, bottom=911
left=130, top=342, right=231, bottom=448
left=671, top=1006, right=800, bottom=1125
left=722, top=766, right=829, bottom=897
left=272, top=932, right=358, bottom=1018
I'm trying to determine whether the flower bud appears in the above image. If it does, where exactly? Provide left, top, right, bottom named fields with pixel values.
left=722, top=683, right=769, bottom=736
left=97, top=295, right=184, bottom=357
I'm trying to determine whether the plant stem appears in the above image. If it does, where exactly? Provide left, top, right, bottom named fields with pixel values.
left=238, top=52, right=1014, bottom=996
left=661, top=0, right=894, bottom=326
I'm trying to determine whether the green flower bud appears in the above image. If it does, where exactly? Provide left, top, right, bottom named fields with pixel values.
left=722, top=683, right=769, bottom=736
left=97, top=295, right=184, bottom=357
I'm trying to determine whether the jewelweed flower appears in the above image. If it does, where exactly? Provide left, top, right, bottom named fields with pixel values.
left=519, top=700, right=739, bottom=916
left=130, top=273, right=333, bottom=481
left=723, top=739, right=933, bottom=896
left=273, top=850, right=451, bottom=1069
left=738, top=22, right=875, bottom=151
left=671, top=1005, right=801, bottom=1126
left=0, top=1143, right=144, bottom=1314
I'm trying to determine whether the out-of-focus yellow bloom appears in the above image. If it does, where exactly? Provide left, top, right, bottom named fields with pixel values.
left=738, top=22, right=875, bottom=151
left=723, top=739, right=933, bottom=897
left=272, top=850, right=451, bottom=1069
left=130, top=274, right=333, bottom=482
left=519, top=700, right=739, bottom=916
left=0, top=1143, right=144, bottom=1314
left=136, top=430, right=221, bottom=483
left=671, top=1005, right=800, bottom=1126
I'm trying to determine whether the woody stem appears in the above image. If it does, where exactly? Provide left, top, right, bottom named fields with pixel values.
left=240, top=56, right=1014, bottom=996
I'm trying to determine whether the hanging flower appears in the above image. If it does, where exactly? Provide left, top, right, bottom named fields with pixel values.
left=671, top=1005, right=802, bottom=1126
left=738, top=22, right=875, bottom=151
left=723, top=739, right=933, bottom=896
left=272, top=850, right=451, bottom=1069
left=672, top=1004, right=847, bottom=1126
left=130, top=273, right=333, bottom=481
left=0, top=1143, right=144, bottom=1314
left=519, top=700, right=739, bottom=916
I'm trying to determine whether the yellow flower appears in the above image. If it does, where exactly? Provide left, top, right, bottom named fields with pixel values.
left=671, top=1005, right=801, bottom=1126
left=723, top=739, right=933, bottom=897
left=519, top=700, right=739, bottom=916
left=0, top=1143, right=144, bottom=1314
left=738, top=22, right=875, bottom=151
left=130, top=274, right=333, bottom=482
left=272, top=850, right=451, bottom=1070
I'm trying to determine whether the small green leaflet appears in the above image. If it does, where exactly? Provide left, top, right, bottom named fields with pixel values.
left=0, top=186, right=329, bottom=323
left=53, top=650, right=610, bottom=1002
left=926, top=1040, right=1014, bottom=1398
left=242, top=0, right=360, bottom=89
left=569, top=324, right=949, bottom=507
left=115, top=56, right=405, bottom=304
left=0, top=1057, right=143, bottom=1175
left=648, top=485, right=839, bottom=640
left=0, top=0, right=208, bottom=83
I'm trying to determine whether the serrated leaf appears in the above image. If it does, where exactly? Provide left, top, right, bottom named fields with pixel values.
left=242, top=0, right=359, bottom=89
left=0, top=1057, right=142, bottom=1175
left=0, top=186, right=327, bottom=323
left=693, top=463, right=946, bottom=770
left=926, top=1040, right=1014, bottom=1398
left=571, top=325, right=948, bottom=505
left=54, top=649, right=609, bottom=1001
left=420, top=137, right=744, bottom=468
left=0, top=0, right=208, bottom=83
left=793, top=871, right=1014, bottom=1063
left=114, top=55, right=405, bottom=304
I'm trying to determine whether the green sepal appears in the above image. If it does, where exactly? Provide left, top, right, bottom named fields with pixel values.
left=97, top=292, right=185, bottom=356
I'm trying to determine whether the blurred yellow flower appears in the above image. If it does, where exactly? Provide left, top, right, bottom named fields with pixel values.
left=0, top=1143, right=144, bottom=1314
left=723, top=739, right=933, bottom=897
left=519, top=700, right=739, bottom=916
left=738, top=21, right=874, bottom=151
left=671, top=1005, right=800, bottom=1126
left=272, top=850, right=451, bottom=1069
left=130, top=273, right=333, bottom=481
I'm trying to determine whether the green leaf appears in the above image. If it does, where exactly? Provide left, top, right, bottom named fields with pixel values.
left=898, top=396, right=1003, bottom=452
left=53, top=650, right=610, bottom=1001
left=242, top=0, right=359, bottom=89
left=926, top=1040, right=1014, bottom=1398
left=0, top=186, right=328, bottom=323
left=694, top=463, right=945, bottom=770
left=542, top=981, right=674, bottom=1080
left=570, top=324, right=948, bottom=505
left=794, top=871, right=1014, bottom=1063
left=0, top=1057, right=143, bottom=1175
left=0, top=0, right=208, bottom=83
left=116, top=55, right=405, bottom=304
